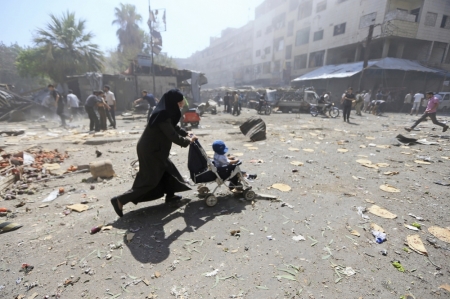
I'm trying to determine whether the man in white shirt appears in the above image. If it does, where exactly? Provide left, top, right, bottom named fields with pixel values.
left=363, top=90, right=371, bottom=112
left=67, top=89, right=81, bottom=121
left=103, top=85, right=116, bottom=128
left=410, top=91, right=424, bottom=116
left=400, top=91, right=413, bottom=113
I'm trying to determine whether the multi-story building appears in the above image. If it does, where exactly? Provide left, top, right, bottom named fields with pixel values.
left=177, top=0, right=450, bottom=88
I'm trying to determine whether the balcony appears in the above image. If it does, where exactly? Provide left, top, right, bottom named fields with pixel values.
left=383, top=10, right=419, bottom=38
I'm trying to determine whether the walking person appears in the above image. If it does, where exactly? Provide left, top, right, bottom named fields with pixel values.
left=405, top=92, right=449, bottom=132
left=400, top=91, right=413, bottom=113
left=110, top=89, right=198, bottom=217
left=84, top=91, right=101, bottom=132
left=67, top=89, right=82, bottom=121
left=103, top=85, right=116, bottom=128
left=354, top=90, right=364, bottom=116
left=342, top=87, right=355, bottom=123
left=410, top=91, right=424, bottom=116
left=363, top=90, right=371, bottom=112
left=48, top=84, right=67, bottom=127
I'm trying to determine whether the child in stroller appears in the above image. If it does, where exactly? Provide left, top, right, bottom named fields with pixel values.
left=188, top=140, right=257, bottom=206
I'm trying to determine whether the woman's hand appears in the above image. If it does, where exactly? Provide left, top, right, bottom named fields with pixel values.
left=189, top=135, right=198, bottom=143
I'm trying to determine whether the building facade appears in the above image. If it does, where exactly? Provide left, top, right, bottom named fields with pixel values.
left=177, top=0, right=450, bottom=88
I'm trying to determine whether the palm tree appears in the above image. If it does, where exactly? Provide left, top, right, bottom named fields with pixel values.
left=32, top=11, right=103, bottom=83
left=112, top=3, right=143, bottom=54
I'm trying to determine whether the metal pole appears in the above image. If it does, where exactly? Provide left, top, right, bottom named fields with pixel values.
left=149, top=1, right=156, bottom=96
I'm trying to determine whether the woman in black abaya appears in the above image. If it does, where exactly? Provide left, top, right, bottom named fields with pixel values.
left=110, top=89, right=197, bottom=217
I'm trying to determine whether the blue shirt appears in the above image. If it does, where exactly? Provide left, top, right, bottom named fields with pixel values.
left=85, top=94, right=100, bottom=107
left=143, top=94, right=156, bottom=106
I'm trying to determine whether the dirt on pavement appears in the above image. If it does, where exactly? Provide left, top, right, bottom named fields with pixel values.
left=1, top=109, right=450, bottom=299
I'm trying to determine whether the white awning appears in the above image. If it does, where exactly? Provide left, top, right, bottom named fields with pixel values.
left=291, top=57, right=439, bottom=82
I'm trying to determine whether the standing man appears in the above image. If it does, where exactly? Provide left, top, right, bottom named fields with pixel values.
left=48, top=84, right=66, bottom=127
left=400, top=91, right=413, bottom=113
left=232, top=91, right=240, bottom=116
left=84, top=91, right=101, bottom=132
left=134, top=90, right=156, bottom=121
left=354, top=90, right=364, bottom=116
left=405, top=92, right=448, bottom=132
left=67, top=89, right=81, bottom=121
left=410, top=91, right=424, bottom=116
left=363, top=90, right=371, bottom=112
left=342, top=87, right=355, bottom=123
left=103, top=85, right=116, bottom=128
left=223, top=92, right=230, bottom=113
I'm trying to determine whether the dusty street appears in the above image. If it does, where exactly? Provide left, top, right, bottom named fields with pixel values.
left=1, top=108, right=450, bottom=299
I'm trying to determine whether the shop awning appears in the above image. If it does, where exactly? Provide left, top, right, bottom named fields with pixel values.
left=291, top=57, right=440, bottom=82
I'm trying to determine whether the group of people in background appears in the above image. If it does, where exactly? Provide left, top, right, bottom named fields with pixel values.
left=84, top=85, right=116, bottom=132
left=222, top=91, right=242, bottom=116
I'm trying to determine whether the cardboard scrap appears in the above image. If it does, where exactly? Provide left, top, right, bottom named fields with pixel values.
left=406, top=234, right=427, bottom=256
left=428, top=226, right=450, bottom=243
left=439, top=284, right=450, bottom=293
left=66, top=204, right=89, bottom=213
left=271, top=183, right=291, bottom=192
left=414, top=160, right=431, bottom=165
left=356, top=159, right=372, bottom=164
left=303, top=149, right=314, bottom=152
left=368, top=205, right=397, bottom=219
left=288, top=147, right=300, bottom=152
left=379, top=184, right=400, bottom=193
left=376, top=163, right=390, bottom=168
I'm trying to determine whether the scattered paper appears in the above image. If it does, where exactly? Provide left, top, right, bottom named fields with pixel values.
left=292, top=235, right=306, bottom=242
left=414, top=160, right=431, bottom=165
left=406, top=234, right=427, bottom=256
left=303, top=149, right=314, bottom=152
left=370, top=223, right=385, bottom=233
left=288, top=147, right=300, bottom=152
left=271, top=183, right=291, bottom=192
left=379, top=184, right=400, bottom=193
left=404, top=224, right=419, bottom=231
left=428, top=226, right=450, bottom=243
left=337, top=149, right=349, bottom=153
left=368, top=205, right=397, bottom=219
left=290, top=161, right=304, bottom=166
left=66, top=204, right=89, bottom=213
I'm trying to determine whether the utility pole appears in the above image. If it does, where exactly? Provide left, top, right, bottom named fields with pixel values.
left=148, top=1, right=156, bottom=96
left=359, top=24, right=375, bottom=91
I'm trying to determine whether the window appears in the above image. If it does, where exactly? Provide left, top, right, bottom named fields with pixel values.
left=273, top=37, right=284, bottom=52
left=359, top=12, right=377, bottom=28
left=441, top=15, right=450, bottom=29
left=274, top=60, right=281, bottom=72
left=294, top=54, right=307, bottom=70
left=256, top=30, right=261, bottom=37
left=289, top=0, right=299, bottom=11
left=298, top=0, right=313, bottom=20
left=295, top=27, right=310, bottom=46
left=287, top=20, right=294, bottom=36
left=254, top=64, right=261, bottom=74
left=333, top=22, right=346, bottom=36
left=263, top=62, right=271, bottom=74
left=264, top=47, right=271, bottom=55
left=309, top=50, right=325, bottom=68
left=410, top=8, right=420, bottom=22
left=285, top=45, right=292, bottom=59
left=266, top=26, right=272, bottom=34
left=272, top=13, right=286, bottom=30
left=316, top=0, right=326, bottom=13
left=425, top=12, right=438, bottom=26
left=313, top=30, right=324, bottom=41
left=256, top=50, right=261, bottom=57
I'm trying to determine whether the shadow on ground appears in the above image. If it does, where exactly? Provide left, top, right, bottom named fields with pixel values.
left=111, top=195, right=250, bottom=264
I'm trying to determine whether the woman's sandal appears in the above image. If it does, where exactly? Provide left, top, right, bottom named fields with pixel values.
left=110, top=197, right=123, bottom=217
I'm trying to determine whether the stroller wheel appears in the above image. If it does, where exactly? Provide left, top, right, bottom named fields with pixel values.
left=243, top=190, right=256, bottom=201
left=198, top=186, right=210, bottom=195
left=205, top=194, right=218, bottom=207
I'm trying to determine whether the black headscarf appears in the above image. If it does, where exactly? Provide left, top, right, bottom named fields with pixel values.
left=148, top=89, right=184, bottom=127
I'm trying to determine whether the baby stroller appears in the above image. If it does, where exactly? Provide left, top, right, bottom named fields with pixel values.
left=188, top=140, right=256, bottom=206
